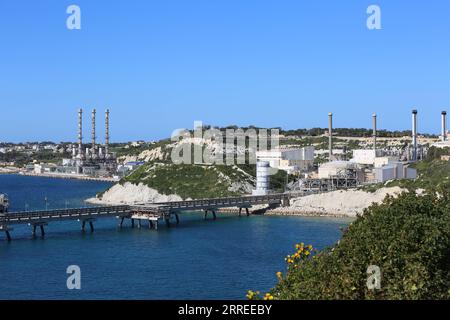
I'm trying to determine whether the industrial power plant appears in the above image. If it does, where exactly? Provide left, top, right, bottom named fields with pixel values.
left=27, top=108, right=119, bottom=179
left=66, top=108, right=118, bottom=175
left=253, top=109, right=448, bottom=195
left=9, top=105, right=448, bottom=188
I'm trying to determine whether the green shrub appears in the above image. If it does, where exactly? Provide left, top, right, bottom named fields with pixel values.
left=265, top=192, right=450, bottom=300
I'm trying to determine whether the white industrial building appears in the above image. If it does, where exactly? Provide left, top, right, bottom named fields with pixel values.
left=373, top=162, right=417, bottom=183
left=374, top=156, right=400, bottom=168
left=318, top=161, right=359, bottom=179
left=256, top=147, right=314, bottom=174
left=352, top=149, right=384, bottom=166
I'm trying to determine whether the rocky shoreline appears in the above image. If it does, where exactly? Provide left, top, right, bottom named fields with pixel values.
left=88, top=181, right=405, bottom=219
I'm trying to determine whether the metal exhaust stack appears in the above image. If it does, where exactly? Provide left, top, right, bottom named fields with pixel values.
left=442, top=111, right=447, bottom=142
left=412, top=109, right=418, bottom=161
left=91, top=109, right=97, bottom=158
left=105, top=109, right=110, bottom=158
left=328, top=112, right=333, bottom=161
left=78, top=108, right=83, bottom=158
left=372, top=113, right=377, bottom=154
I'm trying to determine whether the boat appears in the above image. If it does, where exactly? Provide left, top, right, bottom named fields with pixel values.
left=0, top=193, right=9, bottom=213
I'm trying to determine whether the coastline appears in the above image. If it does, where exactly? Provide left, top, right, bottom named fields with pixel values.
left=0, top=169, right=118, bottom=183
left=88, top=182, right=405, bottom=219
left=217, top=207, right=356, bottom=219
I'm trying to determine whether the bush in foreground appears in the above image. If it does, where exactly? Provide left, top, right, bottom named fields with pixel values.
left=250, top=192, right=449, bottom=300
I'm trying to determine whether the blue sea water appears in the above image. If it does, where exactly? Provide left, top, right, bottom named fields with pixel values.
left=0, top=174, right=351, bottom=300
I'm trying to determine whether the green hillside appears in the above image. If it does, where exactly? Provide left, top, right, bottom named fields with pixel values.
left=122, top=163, right=255, bottom=200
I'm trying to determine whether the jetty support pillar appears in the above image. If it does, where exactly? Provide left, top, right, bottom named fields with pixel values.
left=31, top=222, right=48, bottom=237
left=1, top=226, right=12, bottom=242
left=81, top=218, right=96, bottom=233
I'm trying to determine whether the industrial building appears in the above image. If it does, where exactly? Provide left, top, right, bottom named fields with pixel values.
left=59, top=108, right=118, bottom=177
left=373, top=162, right=417, bottom=183
left=318, top=161, right=360, bottom=180
left=352, top=149, right=384, bottom=166
left=255, top=146, right=315, bottom=174
left=310, top=110, right=432, bottom=189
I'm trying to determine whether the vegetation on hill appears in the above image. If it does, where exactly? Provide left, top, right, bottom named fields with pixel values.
left=119, top=160, right=293, bottom=199
left=249, top=191, right=449, bottom=300
left=0, top=150, right=71, bottom=167
left=122, top=162, right=256, bottom=199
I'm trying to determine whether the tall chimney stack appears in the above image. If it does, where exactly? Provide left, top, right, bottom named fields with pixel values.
left=328, top=112, right=333, bottom=161
left=442, top=111, right=447, bottom=142
left=91, top=109, right=97, bottom=158
left=78, top=108, right=83, bottom=158
left=105, top=109, right=110, bottom=158
left=412, top=109, right=418, bottom=161
left=372, top=113, right=377, bottom=154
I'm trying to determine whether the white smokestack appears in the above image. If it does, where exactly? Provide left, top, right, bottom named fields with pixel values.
left=78, top=108, right=83, bottom=158
left=91, top=109, right=96, bottom=158
left=328, top=112, right=333, bottom=161
left=442, top=111, right=447, bottom=142
left=372, top=113, right=377, bottom=153
left=412, top=109, right=418, bottom=161
left=105, top=109, right=110, bottom=158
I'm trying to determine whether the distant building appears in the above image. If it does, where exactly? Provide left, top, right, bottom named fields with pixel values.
left=124, top=161, right=145, bottom=171
left=432, top=140, right=450, bottom=149
left=116, top=161, right=145, bottom=177
left=256, top=147, right=314, bottom=174
left=373, top=162, right=417, bottom=183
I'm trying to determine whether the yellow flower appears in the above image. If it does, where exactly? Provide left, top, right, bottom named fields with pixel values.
left=304, top=251, right=310, bottom=256
left=276, top=272, right=283, bottom=282
left=307, top=244, right=313, bottom=250
left=263, top=293, right=274, bottom=300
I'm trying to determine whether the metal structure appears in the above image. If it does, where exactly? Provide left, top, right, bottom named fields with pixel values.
left=302, top=168, right=359, bottom=191
left=0, top=194, right=8, bottom=213
left=0, top=194, right=291, bottom=241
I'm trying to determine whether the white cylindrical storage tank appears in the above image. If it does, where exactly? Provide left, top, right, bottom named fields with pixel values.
left=256, top=161, right=270, bottom=194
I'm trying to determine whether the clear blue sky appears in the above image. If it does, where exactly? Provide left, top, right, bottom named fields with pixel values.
left=1, top=1, right=450, bottom=142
